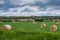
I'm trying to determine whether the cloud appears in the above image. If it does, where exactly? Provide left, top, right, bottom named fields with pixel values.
left=9, top=0, right=35, bottom=6
left=0, top=0, right=60, bottom=16
left=0, top=12, right=47, bottom=16
left=0, top=10, right=60, bottom=16
left=0, top=4, right=60, bottom=16
left=0, top=0, right=5, bottom=4
left=48, top=0, right=60, bottom=6
left=8, top=0, right=50, bottom=6
left=37, top=0, right=50, bottom=3
left=8, top=5, right=39, bottom=12
left=41, top=6, right=60, bottom=11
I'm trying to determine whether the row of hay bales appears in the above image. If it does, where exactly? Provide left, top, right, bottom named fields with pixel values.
left=40, top=22, right=60, bottom=32
left=0, top=21, right=60, bottom=32
left=0, top=20, right=35, bottom=31
left=32, top=21, right=60, bottom=32
left=40, top=23, right=57, bottom=32
left=0, top=24, right=57, bottom=32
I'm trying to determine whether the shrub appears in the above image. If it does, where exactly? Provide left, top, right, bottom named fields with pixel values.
left=34, top=18, right=44, bottom=22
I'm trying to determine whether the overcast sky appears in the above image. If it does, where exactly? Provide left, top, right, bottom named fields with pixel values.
left=0, top=0, right=60, bottom=16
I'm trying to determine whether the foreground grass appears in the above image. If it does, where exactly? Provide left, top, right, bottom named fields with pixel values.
left=0, top=21, right=60, bottom=40
left=0, top=30, right=60, bottom=40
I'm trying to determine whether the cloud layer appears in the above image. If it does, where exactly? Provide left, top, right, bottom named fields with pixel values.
left=0, top=0, right=60, bottom=16
left=0, top=0, right=5, bottom=4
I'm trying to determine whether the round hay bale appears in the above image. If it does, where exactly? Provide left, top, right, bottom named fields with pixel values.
left=56, top=22, right=59, bottom=25
left=44, top=20, right=46, bottom=22
left=12, top=19, right=15, bottom=23
left=56, top=22, right=60, bottom=25
left=40, top=23, right=46, bottom=28
left=1, top=25, right=12, bottom=31
left=13, top=21, right=15, bottom=23
left=32, top=20, right=36, bottom=24
left=32, top=21, right=36, bottom=24
left=52, top=19, right=55, bottom=22
left=58, top=22, right=60, bottom=23
left=48, top=20, right=51, bottom=22
left=50, top=25, right=57, bottom=32
left=56, top=19, right=60, bottom=22
left=41, top=22, right=44, bottom=24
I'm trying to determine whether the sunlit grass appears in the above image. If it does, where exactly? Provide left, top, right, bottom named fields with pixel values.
left=0, top=21, right=60, bottom=40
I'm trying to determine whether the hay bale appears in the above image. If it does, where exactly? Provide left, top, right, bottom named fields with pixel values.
left=13, top=21, right=15, bottom=23
left=44, top=20, right=46, bottom=22
left=56, top=22, right=59, bottom=25
left=56, top=22, right=60, bottom=25
left=32, top=20, right=36, bottom=24
left=33, top=21, right=36, bottom=24
left=52, top=19, right=55, bottom=22
left=48, top=20, right=51, bottom=22
left=50, top=25, right=57, bottom=32
left=56, top=19, right=60, bottom=22
left=1, top=25, right=12, bottom=31
left=12, top=19, right=15, bottom=23
left=40, top=23, right=46, bottom=28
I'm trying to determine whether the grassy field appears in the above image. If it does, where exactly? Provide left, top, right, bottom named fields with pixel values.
left=0, top=21, right=60, bottom=40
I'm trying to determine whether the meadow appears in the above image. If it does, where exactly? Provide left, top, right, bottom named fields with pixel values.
left=0, top=21, right=60, bottom=40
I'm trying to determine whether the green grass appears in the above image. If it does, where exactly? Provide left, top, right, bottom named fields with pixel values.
left=0, top=21, right=60, bottom=40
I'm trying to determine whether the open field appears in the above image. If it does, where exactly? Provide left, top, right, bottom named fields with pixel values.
left=0, top=21, right=60, bottom=40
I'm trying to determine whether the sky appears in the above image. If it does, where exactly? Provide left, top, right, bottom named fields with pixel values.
left=0, top=0, right=60, bottom=16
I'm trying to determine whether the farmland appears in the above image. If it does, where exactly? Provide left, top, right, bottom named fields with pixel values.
left=0, top=21, right=60, bottom=40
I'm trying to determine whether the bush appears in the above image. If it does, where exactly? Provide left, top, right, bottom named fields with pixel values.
left=34, top=18, right=44, bottom=22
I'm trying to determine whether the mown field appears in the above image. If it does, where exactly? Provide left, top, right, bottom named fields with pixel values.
left=0, top=21, right=60, bottom=40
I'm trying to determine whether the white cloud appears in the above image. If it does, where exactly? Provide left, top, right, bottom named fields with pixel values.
left=0, top=0, right=60, bottom=16
left=0, top=12, right=46, bottom=16
left=9, top=0, right=35, bottom=5
left=9, top=0, right=50, bottom=5
left=44, top=6, right=60, bottom=11
left=46, top=7, right=53, bottom=11
left=0, top=10, right=60, bottom=16
left=0, top=5, right=60, bottom=16
left=0, top=0, right=5, bottom=4
left=8, top=5, right=39, bottom=12
left=37, top=0, right=50, bottom=3
left=54, top=10, right=60, bottom=14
